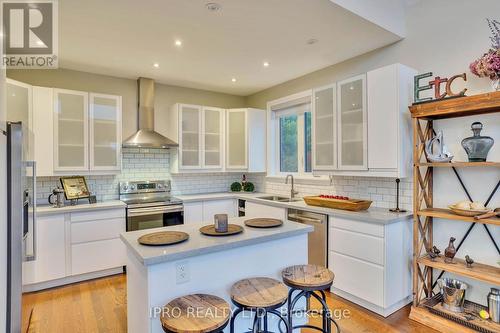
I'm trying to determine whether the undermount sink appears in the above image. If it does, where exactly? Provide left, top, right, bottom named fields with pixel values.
left=257, top=196, right=302, bottom=202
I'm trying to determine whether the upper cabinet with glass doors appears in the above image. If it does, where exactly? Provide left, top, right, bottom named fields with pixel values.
left=337, top=74, right=367, bottom=170
left=6, top=79, right=33, bottom=161
left=90, top=93, right=122, bottom=171
left=312, top=84, right=336, bottom=170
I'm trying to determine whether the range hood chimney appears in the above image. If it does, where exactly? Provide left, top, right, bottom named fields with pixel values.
left=122, top=77, right=178, bottom=148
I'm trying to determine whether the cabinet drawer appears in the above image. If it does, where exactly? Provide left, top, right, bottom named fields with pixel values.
left=330, top=216, right=384, bottom=237
left=71, top=238, right=125, bottom=275
left=71, top=218, right=125, bottom=244
left=330, top=251, right=384, bottom=307
left=330, top=227, right=384, bottom=265
left=71, top=208, right=125, bottom=222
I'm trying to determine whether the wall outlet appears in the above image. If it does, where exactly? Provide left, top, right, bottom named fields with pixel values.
left=175, top=261, right=190, bottom=284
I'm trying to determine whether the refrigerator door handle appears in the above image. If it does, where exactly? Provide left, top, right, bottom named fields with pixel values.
left=24, top=160, right=36, bottom=261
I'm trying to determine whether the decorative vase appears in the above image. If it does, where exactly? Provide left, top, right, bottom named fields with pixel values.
left=461, top=122, right=494, bottom=162
left=493, top=77, right=500, bottom=91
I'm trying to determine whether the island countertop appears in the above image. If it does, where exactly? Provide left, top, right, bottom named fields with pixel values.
left=120, top=217, right=313, bottom=266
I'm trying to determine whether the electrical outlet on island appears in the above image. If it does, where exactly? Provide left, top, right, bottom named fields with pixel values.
left=175, top=261, right=190, bottom=284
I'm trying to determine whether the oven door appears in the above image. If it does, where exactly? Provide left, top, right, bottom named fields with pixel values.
left=126, top=204, right=184, bottom=231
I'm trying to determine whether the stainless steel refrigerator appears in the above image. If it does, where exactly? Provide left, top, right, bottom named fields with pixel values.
left=6, top=122, right=36, bottom=333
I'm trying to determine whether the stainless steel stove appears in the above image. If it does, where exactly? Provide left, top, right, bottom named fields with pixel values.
left=119, top=180, right=183, bottom=231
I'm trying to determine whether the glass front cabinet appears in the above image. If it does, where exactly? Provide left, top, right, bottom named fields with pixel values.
left=179, top=104, right=202, bottom=169
left=337, top=74, right=367, bottom=170
left=226, top=109, right=248, bottom=169
left=312, top=84, right=337, bottom=170
left=54, top=89, right=122, bottom=173
left=202, top=107, right=224, bottom=168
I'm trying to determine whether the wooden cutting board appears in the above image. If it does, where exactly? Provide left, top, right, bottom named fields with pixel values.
left=244, top=218, right=283, bottom=228
left=199, top=224, right=244, bottom=236
left=137, top=231, right=189, bottom=246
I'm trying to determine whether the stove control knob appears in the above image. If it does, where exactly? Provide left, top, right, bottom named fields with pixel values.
left=157, top=184, right=163, bottom=189
left=122, top=185, right=129, bottom=191
left=130, top=185, right=136, bottom=191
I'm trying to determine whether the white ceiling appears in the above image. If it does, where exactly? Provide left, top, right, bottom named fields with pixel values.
left=59, top=0, right=402, bottom=96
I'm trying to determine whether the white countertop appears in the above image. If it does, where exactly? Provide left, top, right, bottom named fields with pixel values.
left=177, top=192, right=412, bottom=224
left=120, top=216, right=313, bottom=266
left=37, top=200, right=126, bottom=215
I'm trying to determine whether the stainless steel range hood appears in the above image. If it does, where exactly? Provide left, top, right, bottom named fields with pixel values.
left=123, top=77, right=178, bottom=148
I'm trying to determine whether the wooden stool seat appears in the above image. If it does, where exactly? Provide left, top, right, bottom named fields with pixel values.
left=160, top=294, right=230, bottom=333
left=282, top=264, right=334, bottom=291
left=230, top=277, right=288, bottom=310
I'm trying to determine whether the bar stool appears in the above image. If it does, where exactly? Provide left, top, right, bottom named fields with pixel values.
left=230, top=277, right=290, bottom=333
left=282, top=265, right=340, bottom=333
left=160, top=294, right=231, bottom=333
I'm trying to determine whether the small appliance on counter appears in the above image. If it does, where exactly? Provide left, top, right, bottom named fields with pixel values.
left=48, top=187, right=65, bottom=208
left=119, top=180, right=184, bottom=231
left=488, top=288, right=500, bottom=323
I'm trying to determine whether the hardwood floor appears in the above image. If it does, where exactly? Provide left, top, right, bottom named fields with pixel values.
left=22, top=274, right=437, bottom=333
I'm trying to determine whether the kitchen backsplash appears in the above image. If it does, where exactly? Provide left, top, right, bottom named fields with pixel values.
left=37, top=148, right=412, bottom=211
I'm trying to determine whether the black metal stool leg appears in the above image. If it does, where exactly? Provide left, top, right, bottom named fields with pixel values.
left=311, top=291, right=331, bottom=333
left=230, top=307, right=243, bottom=333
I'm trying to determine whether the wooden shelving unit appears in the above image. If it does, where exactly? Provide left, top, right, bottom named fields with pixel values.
left=417, top=208, right=500, bottom=226
left=409, top=91, right=500, bottom=333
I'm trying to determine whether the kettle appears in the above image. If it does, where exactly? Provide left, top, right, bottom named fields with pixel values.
left=48, top=187, right=65, bottom=208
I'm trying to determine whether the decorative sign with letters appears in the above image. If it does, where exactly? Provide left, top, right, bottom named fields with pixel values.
left=414, top=72, right=467, bottom=104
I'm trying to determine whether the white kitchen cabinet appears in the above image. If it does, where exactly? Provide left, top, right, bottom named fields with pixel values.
left=226, top=108, right=266, bottom=172
left=183, top=202, right=204, bottom=224
left=312, top=84, right=337, bottom=171
left=169, top=104, right=225, bottom=172
left=22, top=214, right=66, bottom=285
left=367, top=63, right=416, bottom=178
left=6, top=79, right=33, bottom=161
left=337, top=74, right=367, bottom=170
left=23, top=207, right=126, bottom=291
left=89, top=93, right=122, bottom=171
left=69, top=208, right=126, bottom=276
left=203, top=107, right=224, bottom=168
left=183, top=199, right=237, bottom=224
left=53, top=89, right=89, bottom=172
left=245, top=201, right=286, bottom=220
left=32, top=86, right=54, bottom=176
left=328, top=215, right=412, bottom=317
left=202, top=199, right=237, bottom=222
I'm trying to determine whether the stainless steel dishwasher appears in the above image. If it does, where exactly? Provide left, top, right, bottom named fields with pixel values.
left=287, top=208, right=328, bottom=267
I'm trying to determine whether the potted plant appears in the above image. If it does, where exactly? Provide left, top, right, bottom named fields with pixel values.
left=470, top=19, right=500, bottom=91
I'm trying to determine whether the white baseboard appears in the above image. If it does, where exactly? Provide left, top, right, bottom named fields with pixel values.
left=22, top=267, right=124, bottom=292
left=331, top=287, right=412, bottom=317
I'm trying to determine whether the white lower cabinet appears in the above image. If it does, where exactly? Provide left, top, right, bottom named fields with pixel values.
left=23, top=207, right=126, bottom=291
left=245, top=202, right=286, bottom=220
left=328, top=216, right=412, bottom=317
left=23, top=215, right=66, bottom=285
left=184, top=199, right=237, bottom=224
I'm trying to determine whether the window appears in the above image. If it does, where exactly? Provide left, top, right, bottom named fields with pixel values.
left=275, top=103, right=312, bottom=174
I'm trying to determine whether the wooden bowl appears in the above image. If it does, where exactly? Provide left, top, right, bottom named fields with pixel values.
left=448, top=205, right=489, bottom=217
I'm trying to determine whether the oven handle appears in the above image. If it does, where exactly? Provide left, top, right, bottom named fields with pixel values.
left=127, top=205, right=184, bottom=217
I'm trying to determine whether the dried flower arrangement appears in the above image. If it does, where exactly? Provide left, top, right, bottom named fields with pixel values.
left=469, top=19, right=500, bottom=90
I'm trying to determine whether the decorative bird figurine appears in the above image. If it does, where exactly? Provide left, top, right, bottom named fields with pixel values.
left=427, top=250, right=439, bottom=262
left=432, top=246, right=441, bottom=257
left=444, top=237, right=457, bottom=263
left=465, top=255, right=474, bottom=268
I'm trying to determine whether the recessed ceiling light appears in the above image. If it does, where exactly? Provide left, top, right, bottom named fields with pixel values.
left=231, top=78, right=237, bottom=82
left=263, top=61, right=270, bottom=67
left=175, top=40, right=182, bottom=46
left=349, top=86, right=354, bottom=90
left=206, top=2, right=222, bottom=11
left=307, top=38, right=318, bottom=45
left=153, top=63, right=160, bottom=68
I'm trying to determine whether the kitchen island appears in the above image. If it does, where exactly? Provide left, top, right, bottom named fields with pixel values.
left=120, top=216, right=312, bottom=333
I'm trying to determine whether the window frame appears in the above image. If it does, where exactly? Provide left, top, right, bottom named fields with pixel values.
left=267, top=90, right=313, bottom=177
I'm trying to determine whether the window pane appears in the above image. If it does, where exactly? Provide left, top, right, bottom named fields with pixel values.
left=304, top=112, right=312, bottom=172
left=280, top=115, right=298, bottom=172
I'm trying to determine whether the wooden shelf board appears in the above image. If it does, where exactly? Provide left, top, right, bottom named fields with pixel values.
left=417, top=208, right=500, bottom=226
left=409, top=91, right=500, bottom=119
left=418, top=255, right=500, bottom=285
left=409, top=306, right=490, bottom=333
left=416, top=161, right=500, bottom=167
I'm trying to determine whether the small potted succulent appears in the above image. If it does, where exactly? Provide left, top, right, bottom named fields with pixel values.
left=469, top=19, right=500, bottom=91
